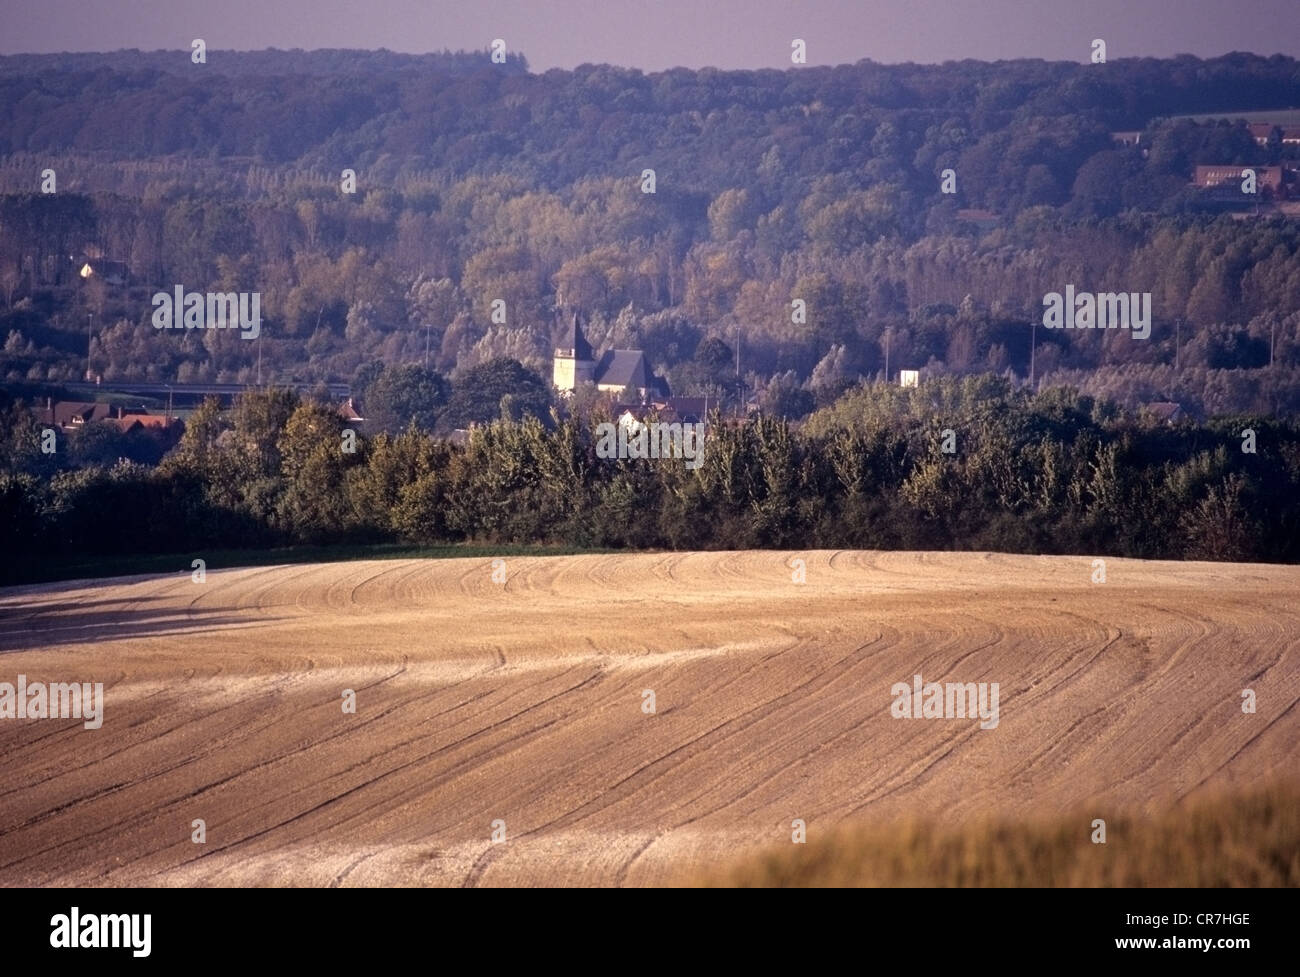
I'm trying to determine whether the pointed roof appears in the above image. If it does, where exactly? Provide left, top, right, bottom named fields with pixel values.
left=595, top=349, right=651, bottom=391
left=554, top=310, right=593, bottom=361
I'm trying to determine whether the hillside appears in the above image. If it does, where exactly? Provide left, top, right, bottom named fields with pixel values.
left=3, top=53, right=1300, bottom=411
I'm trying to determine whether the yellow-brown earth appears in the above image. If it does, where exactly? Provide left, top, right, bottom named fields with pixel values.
left=1, top=552, right=1295, bottom=886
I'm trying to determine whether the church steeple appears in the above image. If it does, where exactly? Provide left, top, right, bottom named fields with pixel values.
left=553, top=309, right=595, bottom=392
left=555, top=310, right=593, bottom=361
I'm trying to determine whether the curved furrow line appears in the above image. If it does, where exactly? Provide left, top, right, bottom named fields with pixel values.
left=164, top=669, right=609, bottom=869
left=519, top=641, right=867, bottom=837
left=0, top=664, right=423, bottom=868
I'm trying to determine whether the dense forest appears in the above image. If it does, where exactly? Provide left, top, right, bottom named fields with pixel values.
left=2, top=377, right=1296, bottom=582
left=2, top=50, right=1300, bottom=417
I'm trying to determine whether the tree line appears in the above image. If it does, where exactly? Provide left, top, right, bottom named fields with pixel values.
left=2, top=376, right=1295, bottom=582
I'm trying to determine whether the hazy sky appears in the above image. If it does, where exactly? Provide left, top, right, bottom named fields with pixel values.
left=1, top=0, right=1297, bottom=70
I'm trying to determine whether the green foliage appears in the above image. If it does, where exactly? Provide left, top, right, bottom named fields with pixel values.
left=67, top=419, right=164, bottom=467
left=439, top=357, right=553, bottom=431
left=274, top=402, right=358, bottom=542
left=360, top=363, right=448, bottom=434
left=4, top=375, right=1300, bottom=574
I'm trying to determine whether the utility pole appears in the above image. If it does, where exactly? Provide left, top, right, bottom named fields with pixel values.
left=883, top=328, right=891, bottom=383
left=1175, top=317, right=1181, bottom=373
left=86, top=313, right=93, bottom=380
left=1029, top=318, right=1037, bottom=389
left=256, top=331, right=263, bottom=385
left=735, top=326, right=742, bottom=414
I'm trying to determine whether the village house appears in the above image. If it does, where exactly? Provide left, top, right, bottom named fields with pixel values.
left=77, top=259, right=129, bottom=286
left=35, top=399, right=181, bottom=436
left=1193, top=165, right=1287, bottom=199
left=1246, top=123, right=1300, bottom=146
left=1142, top=402, right=1184, bottom=425
left=35, top=399, right=114, bottom=431
left=112, top=411, right=182, bottom=436
left=336, top=397, right=364, bottom=423
left=613, top=396, right=711, bottom=428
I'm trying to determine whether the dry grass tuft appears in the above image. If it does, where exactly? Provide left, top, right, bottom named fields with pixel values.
left=683, top=783, right=1300, bottom=887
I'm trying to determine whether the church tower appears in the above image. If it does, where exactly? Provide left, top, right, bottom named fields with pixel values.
left=552, top=310, right=595, bottom=392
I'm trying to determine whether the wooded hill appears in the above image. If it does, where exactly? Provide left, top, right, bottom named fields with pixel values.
left=2, top=51, right=1300, bottom=417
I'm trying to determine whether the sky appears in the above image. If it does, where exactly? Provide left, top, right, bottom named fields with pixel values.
left=0, top=0, right=1297, bottom=70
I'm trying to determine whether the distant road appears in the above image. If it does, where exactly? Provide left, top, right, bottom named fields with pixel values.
left=64, top=381, right=350, bottom=403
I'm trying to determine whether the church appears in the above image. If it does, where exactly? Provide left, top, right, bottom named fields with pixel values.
left=552, top=310, right=668, bottom=400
